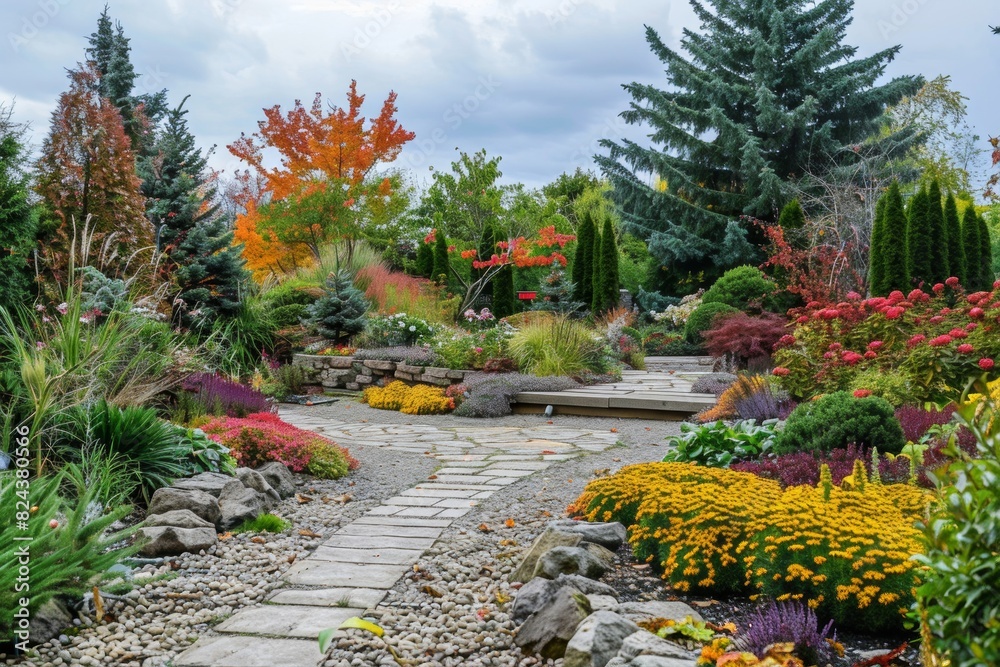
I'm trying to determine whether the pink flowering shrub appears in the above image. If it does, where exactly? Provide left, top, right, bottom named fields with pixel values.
left=772, top=280, right=1000, bottom=402
left=200, top=412, right=359, bottom=479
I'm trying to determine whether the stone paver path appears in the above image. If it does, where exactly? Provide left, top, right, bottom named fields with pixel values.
left=174, top=415, right=621, bottom=667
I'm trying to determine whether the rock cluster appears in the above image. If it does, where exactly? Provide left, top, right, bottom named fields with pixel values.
left=292, top=354, right=471, bottom=391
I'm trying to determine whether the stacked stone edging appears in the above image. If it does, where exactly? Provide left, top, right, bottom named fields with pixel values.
left=292, top=354, right=471, bottom=392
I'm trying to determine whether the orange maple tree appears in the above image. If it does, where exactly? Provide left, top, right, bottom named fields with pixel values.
left=228, top=81, right=414, bottom=280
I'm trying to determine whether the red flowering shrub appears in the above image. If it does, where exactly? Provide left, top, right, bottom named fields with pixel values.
left=702, top=312, right=789, bottom=366
left=200, top=412, right=358, bottom=479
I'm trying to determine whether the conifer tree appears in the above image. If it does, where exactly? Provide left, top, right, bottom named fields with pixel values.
left=593, top=218, right=621, bottom=313
left=572, top=212, right=595, bottom=307
left=978, top=213, right=993, bottom=289
left=881, top=181, right=910, bottom=294
left=0, top=105, right=37, bottom=307
left=432, top=229, right=450, bottom=285
left=961, top=205, right=982, bottom=290
left=943, top=193, right=965, bottom=284
left=141, top=97, right=246, bottom=329
left=907, top=187, right=933, bottom=286
left=532, top=267, right=584, bottom=314
left=476, top=223, right=497, bottom=283
left=778, top=199, right=806, bottom=230
left=596, top=1, right=921, bottom=292
left=306, top=270, right=369, bottom=343
left=869, top=193, right=888, bottom=295
left=492, top=265, right=516, bottom=319
left=926, top=181, right=948, bottom=282
left=591, top=225, right=603, bottom=312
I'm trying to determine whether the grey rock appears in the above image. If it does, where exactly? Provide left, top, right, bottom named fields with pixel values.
left=146, top=487, right=220, bottom=526
left=549, top=519, right=628, bottom=550
left=513, top=575, right=618, bottom=625
left=27, top=598, right=73, bottom=645
left=588, top=595, right=620, bottom=612
left=236, top=467, right=281, bottom=503
left=515, top=586, right=591, bottom=660
left=255, top=462, right=297, bottom=499
left=171, top=472, right=242, bottom=498
left=217, top=484, right=270, bottom=530
left=138, top=526, right=217, bottom=557
left=618, top=631, right=699, bottom=661
left=605, top=660, right=629, bottom=667
left=582, top=541, right=618, bottom=568
left=629, top=657, right=697, bottom=667
left=144, top=509, right=216, bottom=530
left=617, top=601, right=703, bottom=625
left=511, top=527, right=582, bottom=582
left=534, top=545, right=609, bottom=580
left=563, top=611, right=641, bottom=667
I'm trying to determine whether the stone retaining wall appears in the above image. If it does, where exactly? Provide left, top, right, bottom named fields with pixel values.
left=292, top=354, right=470, bottom=392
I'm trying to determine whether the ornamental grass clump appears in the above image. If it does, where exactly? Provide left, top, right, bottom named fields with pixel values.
left=508, top=315, right=603, bottom=377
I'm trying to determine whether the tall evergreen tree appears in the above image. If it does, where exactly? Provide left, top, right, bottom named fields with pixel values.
left=907, top=187, right=933, bottom=287
left=926, top=180, right=948, bottom=282
left=978, top=213, right=993, bottom=289
left=943, top=193, right=965, bottom=284
left=432, top=229, right=450, bottom=285
left=591, top=224, right=603, bottom=312
left=869, top=192, right=888, bottom=295
left=881, top=181, right=910, bottom=294
left=141, top=97, right=247, bottom=328
left=961, top=205, right=982, bottom=290
left=596, top=1, right=921, bottom=293
left=0, top=105, right=38, bottom=307
left=572, top=212, right=596, bottom=307
left=415, top=241, right=433, bottom=278
left=593, top=218, right=621, bottom=313
left=492, top=265, right=516, bottom=319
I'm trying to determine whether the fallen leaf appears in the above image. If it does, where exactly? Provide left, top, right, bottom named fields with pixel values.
left=546, top=420, right=553, bottom=424
left=287, top=554, right=297, bottom=564
left=510, top=582, right=523, bottom=590
left=296, top=494, right=314, bottom=504
left=540, top=510, right=552, bottom=517
left=476, top=608, right=489, bottom=620
left=422, top=585, right=443, bottom=598
left=593, top=468, right=610, bottom=477
left=298, top=528, right=322, bottom=538
left=610, top=428, right=618, bottom=433
left=504, top=518, right=516, bottom=528
left=218, top=532, right=233, bottom=540
left=853, top=643, right=908, bottom=667
left=691, top=600, right=718, bottom=608
left=348, top=480, right=356, bottom=487
left=706, top=621, right=737, bottom=634
left=478, top=523, right=493, bottom=533
left=251, top=536, right=266, bottom=544
left=92, top=587, right=104, bottom=620
left=413, top=564, right=420, bottom=572
left=631, top=564, right=650, bottom=570
left=495, top=590, right=510, bottom=604
left=612, top=457, right=621, bottom=462
left=499, top=539, right=517, bottom=546
left=541, top=450, right=556, bottom=455
left=360, top=419, right=368, bottom=423
left=644, top=427, right=651, bottom=431
left=428, top=474, right=438, bottom=480
left=332, top=494, right=352, bottom=504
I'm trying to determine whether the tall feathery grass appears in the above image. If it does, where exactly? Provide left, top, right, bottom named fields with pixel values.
left=508, top=315, right=603, bottom=376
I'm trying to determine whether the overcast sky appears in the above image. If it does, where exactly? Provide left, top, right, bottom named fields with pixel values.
left=2, top=0, right=998, bottom=194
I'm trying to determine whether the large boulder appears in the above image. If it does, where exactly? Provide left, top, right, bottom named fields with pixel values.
left=171, top=472, right=243, bottom=498
left=217, top=484, right=270, bottom=530
left=147, top=487, right=220, bottom=526
left=549, top=520, right=628, bottom=551
left=236, top=467, right=281, bottom=503
left=534, top=545, right=609, bottom=581
left=138, top=526, right=217, bottom=557
left=617, top=601, right=703, bottom=625
left=582, top=542, right=618, bottom=569
left=144, top=510, right=216, bottom=530
left=617, top=631, right=699, bottom=662
left=513, top=575, right=618, bottom=625
left=511, top=527, right=582, bottom=582
left=563, top=611, right=641, bottom=667
left=627, top=657, right=698, bottom=667
left=256, top=462, right=297, bottom=499
left=27, top=599, right=73, bottom=645
left=515, top=587, right=591, bottom=660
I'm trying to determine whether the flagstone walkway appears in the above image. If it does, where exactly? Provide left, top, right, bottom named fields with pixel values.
left=174, top=416, right=621, bottom=667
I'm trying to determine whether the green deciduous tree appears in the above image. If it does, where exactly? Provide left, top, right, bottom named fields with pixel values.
left=596, top=0, right=921, bottom=293
left=0, top=104, right=38, bottom=307
left=943, top=193, right=965, bottom=284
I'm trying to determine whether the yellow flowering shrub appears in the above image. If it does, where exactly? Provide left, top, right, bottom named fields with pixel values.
left=362, top=381, right=454, bottom=415
left=569, top=462, right=932, bottom=632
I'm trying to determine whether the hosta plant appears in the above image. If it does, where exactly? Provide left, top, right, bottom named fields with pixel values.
left=663, top=419, right=778, bottom=468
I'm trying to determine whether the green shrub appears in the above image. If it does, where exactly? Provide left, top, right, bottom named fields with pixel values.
left=209, top=293, right=277, bottom=378
left=701, top=265, right=776, bottom=311
left=272, top=303, right=308, bottom=327
left=261, top=282, right=319, bottom=308
left=233, top=513, right=291, bottom=534
left=684, top=302, right=739, bottom=344
left=0, top=468, right=137, bottom=641
left=663, top=419, right=778, bottom=468
left=306, top=270, right=369, bottom=344
left=775, top=391, right=905, bottom=455
left=915, top=398, right=1000, bottom=667
left=849, top=368, right=917, bottom=407
left=508, top=316, right=603, bottom=376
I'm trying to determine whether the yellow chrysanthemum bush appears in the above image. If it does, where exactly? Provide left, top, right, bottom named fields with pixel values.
left=362, top=381, right=454, bottom=415
left=569, top=462, right=931, bottom=632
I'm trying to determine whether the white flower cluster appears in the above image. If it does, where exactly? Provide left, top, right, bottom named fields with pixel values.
left=650, top=292, right=703, bottom=327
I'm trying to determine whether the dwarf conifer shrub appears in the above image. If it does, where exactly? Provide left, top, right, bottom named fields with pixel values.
left=775, top=391, right=905, bottom=455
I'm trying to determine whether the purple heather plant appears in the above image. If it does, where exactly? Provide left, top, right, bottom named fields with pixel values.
left=735, top=600, right=836, bottom=666
left=732, top=444, right=912, bottom=488
left=180, top=372, right=273, bottom=418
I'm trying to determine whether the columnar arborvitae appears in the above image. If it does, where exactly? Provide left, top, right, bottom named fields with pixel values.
left=881, top=181, right=910, bottom=294
left=593, top=217, right=621, bottom=313
left=415, top=241, right=433, bottom=278
left=432, top=230, right=450, bottom=285
left=978, top=213, right=993, bottom=289
left=869, top=193, right=888, bottom=295
left=572, top=212, right=595, bottom=307
left=907, top=187, right=933, bottom=287
left=595, top=1, right=921, bottom=290
left=591, top=225, right=603, bottom=312
left=961, top=206, right=982, bottom=290
left=492, top=264, right=516, bottom=319
left=943, top=193, right=965, bottom=285
left=778, top=199, right=806, bottom=230
left=926, top=181, right=948, bottom=282
left=0, top=108, right=38, bottom=307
